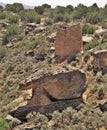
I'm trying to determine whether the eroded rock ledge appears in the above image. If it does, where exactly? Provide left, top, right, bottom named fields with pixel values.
left=11, top=65, right=87, bottom=120
left=11, top=98, right=83, bottom=121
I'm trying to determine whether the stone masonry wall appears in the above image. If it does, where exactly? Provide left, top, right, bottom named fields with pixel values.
left=55, top=23, right=83, bottom=58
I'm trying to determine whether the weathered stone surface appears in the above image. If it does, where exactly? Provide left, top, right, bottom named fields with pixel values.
left=26, top=23, right=37, bottom=27
left=12, top=121, right=35, bottom=130
left=35, top=53, right=46, bottom=61
left=10, top=98, right=83, bottom=121
left=5, top=115, right=22, bottom=128
left=42, top=71, right=85, bottom=100
left=34, top=26, right=47, bottom=33
left=55, top=23, right=83, bottom=62
left=25, top=50, right=34, bottom=57
left=49, top=47, right=55, bottom=53
left=11, top=65, right=86, bottom=120
left=47, top=32, right=56, bottom=43
left=19, top=66, right=86, bottom=107
left=0, top=22, right=9, bottom=28
left=98, top=101, right=107, bottom=112
left=92, top=50, right=107, bottom=69
left=82, top=35, right=93, bottom=44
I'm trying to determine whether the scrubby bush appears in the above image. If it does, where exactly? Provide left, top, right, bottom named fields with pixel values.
left=72, top=4, right=88, bottom=19
left=12, top=3, right=24, bottom=13
left=82, top=23, right=95, bottom=34
left=0, top=12, right=6, bottom=19
left=0, top=47, right=6, bottom=59
left=35, top=6, right=44, bottom=15
left=0, top=118, right=9, bottom=130
left=5, top=3, right=24, bottom=13
left=25, top=106, right=106, bottom=130
left=25, top=38, right=41, bottom=52
left=0, top=5, right=3, bottom=11
left=66, top=5, right=73, bottom=14
left=19, top=10, right=40, bottom=23
left=84, top=39, right=101, bottom=50
left=2, top=24, right=20, bottom=45
left=8, top=15, right=19, bottom=24
left=49, top=6, right=71, bottom=23
left=45, top=19, right=53, bottom=26
left=86, top=12, right=103, bottom=24
left=42, top=4, right=51, bottom=9
left=89, top=3, right=99, bottom=12
left=104, top=4, right=107, bottom=17
left=54, top=13, right=64, bottom=22
left=102, top=31, right=107, bottom=42
left=64, top=15, right=71, bottom=23
left=5, top=4, right=13, bottom=11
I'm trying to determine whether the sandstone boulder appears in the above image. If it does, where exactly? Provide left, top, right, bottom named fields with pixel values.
left=92, top=50, right=107, bottom=68
left=20, top=65, right=86, bottom=107
left=92, top=50, right=107, bottom=75
left=11, top=65, right=86, bottom=120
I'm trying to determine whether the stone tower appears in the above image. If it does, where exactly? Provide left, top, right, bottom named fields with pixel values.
left=55, top=23, right=83, bottom=62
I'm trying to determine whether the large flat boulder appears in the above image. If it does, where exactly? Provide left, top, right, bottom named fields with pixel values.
left=20, top=65, right=86, bottom=107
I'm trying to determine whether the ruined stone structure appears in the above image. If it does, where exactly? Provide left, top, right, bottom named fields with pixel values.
left=11, top=66, right=86, bottom=120
left=92, top=50, right=107, bottom=74
left=55, top=23, right=83, bottom=62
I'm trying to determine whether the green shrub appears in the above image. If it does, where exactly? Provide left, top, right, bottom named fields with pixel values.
left=84, top=39, right=101, bottom=50
left=0, top=47, right=6, bottom=59
left=86, top=12, right=103, bottom=24
left=0, top=5, right=3, bottom=10
left=64, top=15, right=70, bottom=23
left=42, top=4, right=51, bottom=9
left=0, top=118, right=9, bottom=130
left=35, top=6, right=45, bottom=15
left=2, top=24, right=20, bottom=45
left=5, top=3, right=24, bottom=13
left=72, top=4, right=88, bottom=19
left=8, top=15, right=19, bottom=24
left=45, top=19, right=53, bottom=26
left=0, top=12, right=6, bottom=19
left=66, top=5, right=73, bottom=14
left=25, top=38, right=41, bottom=52
left=0, top=12, right=13, bottom=20
left=19, top=10, right=40, bottom=23
left=54, top=13, right=64, bottom=22
left=102, top=31, right=107, bottom=42
left=82, top=23, right=95, bottom=34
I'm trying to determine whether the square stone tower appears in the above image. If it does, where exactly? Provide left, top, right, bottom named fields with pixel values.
left=55, top=23, right=83, bottom=62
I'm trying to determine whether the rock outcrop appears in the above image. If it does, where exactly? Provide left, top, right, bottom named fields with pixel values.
left=11, top=98, right=83, bottom=121
left=11, top=65, right=86, bottom=120
left=92, top=50, right=107, bottom=74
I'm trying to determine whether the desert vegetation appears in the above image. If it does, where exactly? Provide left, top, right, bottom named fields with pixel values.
left=0, top=2, right=107, bottom=130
